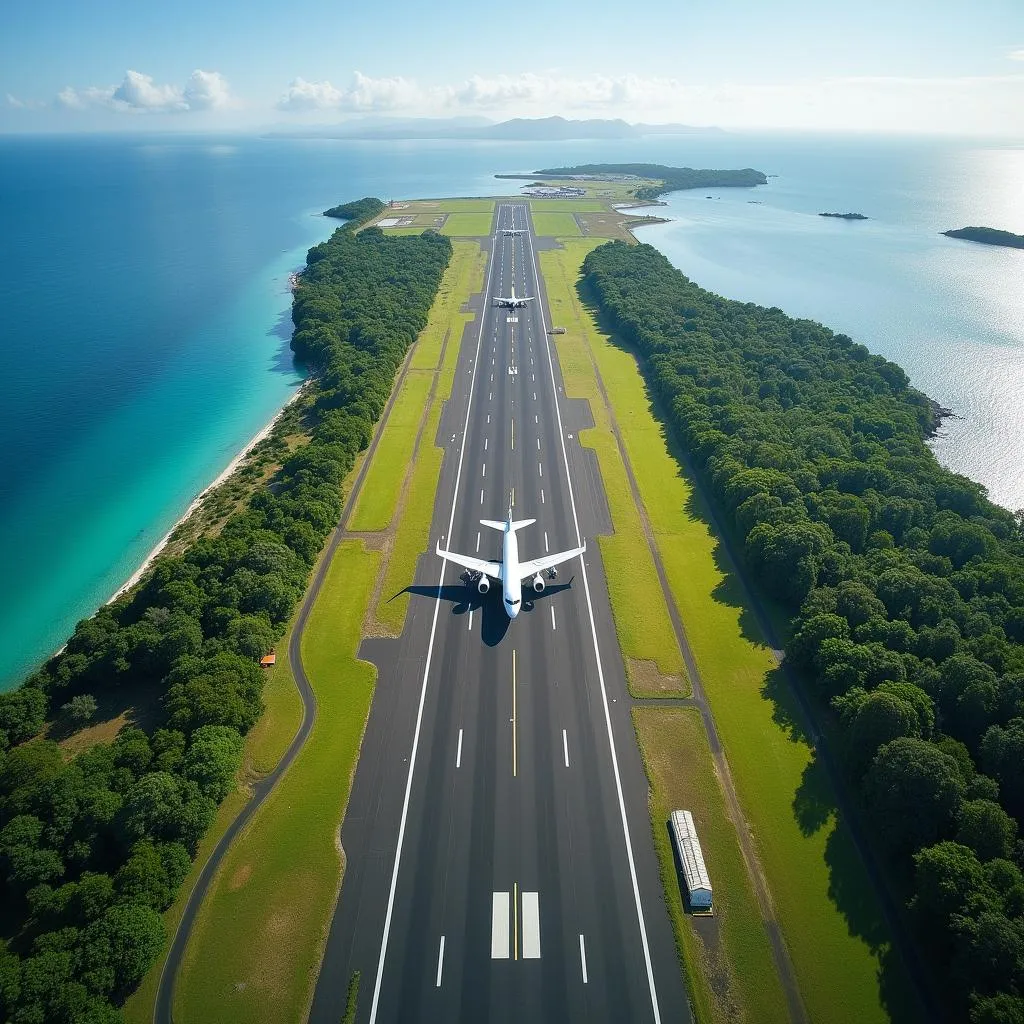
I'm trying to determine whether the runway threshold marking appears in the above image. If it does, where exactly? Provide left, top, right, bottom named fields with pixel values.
left=436, top=935, right=445, bottom=987
left=366, top=196, right=499, bottom=1024
left=524, top=220, right=664, bottom=1023
left=456, top=728, right=464, bottom=767
left=491, top=892, right=510, bottom=959
left=522, top=891, right=541, bottom=959
left=579, top=934, right=588, bottom=983
left=562, top=729, right=569, bottom=767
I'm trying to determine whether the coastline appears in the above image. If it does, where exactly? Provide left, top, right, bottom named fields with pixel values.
left=106, top=381, right=309, bottom=606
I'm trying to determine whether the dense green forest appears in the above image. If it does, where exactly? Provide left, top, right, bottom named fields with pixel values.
left=583, top=240, right=1024, bottom=1022
left=532, top=162, right=768, bottom=199
left=943, top=227, right=1024, bottom=250
left=323, top=197, right=385, bottom=222
left=0, top=203, right=451, bottom=1022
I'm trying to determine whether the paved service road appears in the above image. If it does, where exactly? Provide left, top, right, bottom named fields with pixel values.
left=309, top=206, right=692, bottom=1024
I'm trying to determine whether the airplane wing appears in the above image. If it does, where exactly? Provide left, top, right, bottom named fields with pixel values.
left=436, top=543, right=501, bottom=579
left=519, top=542, right=586, bottom=582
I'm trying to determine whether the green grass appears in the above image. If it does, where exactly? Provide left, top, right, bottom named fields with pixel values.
left=525, top=198, right=607, bottom=211
left=546, top=239, right=913, bottom=1024
left=122, top=622, right=304, bottom=1024
left=347, top=370, right=433, bottom=532
left=374, top=242, right=486, bottom=635
left=539, top=241, right=688, bottom=695
left=173, top=541, right=380, bottom=1024
left=531, top=212, right=582, bottom=237
left=440, top=212, right=495, bottom=236
left=634, top=707, right=790, bottom=1024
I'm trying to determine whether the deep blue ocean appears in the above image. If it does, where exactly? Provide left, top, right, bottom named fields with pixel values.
left=0, top=131, right=1021, bottom=691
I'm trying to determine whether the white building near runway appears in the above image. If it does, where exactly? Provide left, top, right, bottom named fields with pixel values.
left=670, top=809, right=713, bottom=911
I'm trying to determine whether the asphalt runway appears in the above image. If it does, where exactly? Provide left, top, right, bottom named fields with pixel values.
left=309, top=205, right=692, bottom=1023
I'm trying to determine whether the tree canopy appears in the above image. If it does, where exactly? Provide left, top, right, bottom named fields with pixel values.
left=0, top=199, right=450, bottom=1020
left=583, top=239, right=1024, bottom=1015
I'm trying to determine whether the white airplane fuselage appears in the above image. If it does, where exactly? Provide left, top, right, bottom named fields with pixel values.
left=501, top=523, right=522, bottom=618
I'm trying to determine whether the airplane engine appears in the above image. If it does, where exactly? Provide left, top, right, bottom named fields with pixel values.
left=532, top=574, right=545, bottom=594
left=477, top=576, right=490, bottom=595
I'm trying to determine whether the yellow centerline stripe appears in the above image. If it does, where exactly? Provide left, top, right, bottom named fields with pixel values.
left=512, top=648, right=518, bottom=778
left=513, top=881, right=519, bottom=961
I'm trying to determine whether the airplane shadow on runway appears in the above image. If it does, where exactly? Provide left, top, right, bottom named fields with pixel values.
left=396, top=578, right=576, bottom=647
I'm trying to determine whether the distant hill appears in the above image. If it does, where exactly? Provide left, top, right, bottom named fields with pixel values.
left=267, top=116, right=722, bottom=142
left=943, top=226, right=1024, bottom=250
left=529, top=162, right=768, bottom=199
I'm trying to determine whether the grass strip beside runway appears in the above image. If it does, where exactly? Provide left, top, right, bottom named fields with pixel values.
left=549, top=238, right=903, bottom=1023
left=374, top=241, right=486, bottom=635
left=539, top=241, right=688, bottom=695
left=172, top=541, right=380, bottom=1024
left=441, top=212, right=496, bottom=236
left=121, top=625, right=305, bottom=1023
left=634, top=707, right=789, bottom=1024
left=530, top=212, right=582, bottom=237
left=347, top=371, right=433, bottom=532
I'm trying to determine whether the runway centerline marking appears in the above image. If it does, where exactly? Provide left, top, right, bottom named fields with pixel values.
left=367, top=205, right=498, bottom=1024
left=537, top=437, right=540, bottom=451
left=539, top=463, right=543, bottom=478
left=540, top=489, right=545, bottom=504
left=525, top=220, right=664, bottom=1023
left=551, top=606, right=556, bottom=631
left=544, top=531, right=549, bottom=552
left=512, top=649, right=518, bottom=778
left=475, top=531, right=480, bottom=552
left=436, top=936, right=445, bottom=987
left=579, top=935, right=588, bottom=983
left=480, top=489, right=484, bottom=505
left=511, top=417, right=515, bottom=450
left=482, top=463, right=486, bottom=478
left=456, top=728, right=463, bottom=767
left=467, top=609, right=473, bottom=632
left=563, top=729, right=569, bottom=767
left=513, top=881, right=519, bottom=961
left=484, top=438, right=488, bottom=450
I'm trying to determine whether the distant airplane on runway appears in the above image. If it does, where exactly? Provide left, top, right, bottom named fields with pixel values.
left=494, top=285, right=533, bottom=309
left=436, top=497, right=585, bottom=618
left=501, top=228, right=526, bottom=236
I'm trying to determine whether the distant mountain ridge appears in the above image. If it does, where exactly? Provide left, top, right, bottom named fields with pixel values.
left=267, top=115, right=722, bottom=141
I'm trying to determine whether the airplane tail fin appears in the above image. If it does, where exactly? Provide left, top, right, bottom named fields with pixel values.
left=480, top=519, right=506, bottom=532
left=510, top=518, right=536, bottom=532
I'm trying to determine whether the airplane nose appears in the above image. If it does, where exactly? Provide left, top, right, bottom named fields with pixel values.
left=509, top=604, right=519, bottom=619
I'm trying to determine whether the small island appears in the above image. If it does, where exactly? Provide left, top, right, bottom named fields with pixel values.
left=943, top=226, right=1024, bottom=250
left=819, top=212, right=868, bottom=220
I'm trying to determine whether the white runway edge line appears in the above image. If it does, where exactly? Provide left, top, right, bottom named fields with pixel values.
left=525, top=221, right=664, bottom=1023
left=436, top=936, right=446, bottom=987
left=367, top=214, right=499, bottom=1024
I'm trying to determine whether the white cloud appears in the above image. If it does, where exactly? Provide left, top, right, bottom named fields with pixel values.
left=277, top=72, right=418, bottom=112
left=56, top=70, right=233, bottom=114
left=1009, top=49, right=1024, bottom=61
left=443, top=72, right=680, bottom=110
left=182, top=70, right=232, bottom=110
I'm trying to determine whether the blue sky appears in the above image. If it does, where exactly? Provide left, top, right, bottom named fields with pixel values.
left=3, top=0, right=1022, bottom=133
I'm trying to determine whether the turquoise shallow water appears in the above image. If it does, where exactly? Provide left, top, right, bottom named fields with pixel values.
left=0, top=132, right=1021, bottom=691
